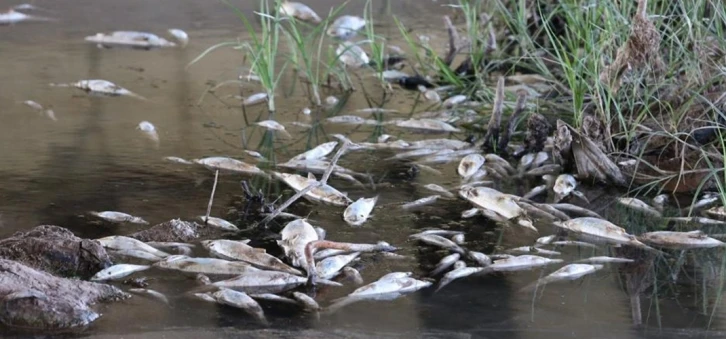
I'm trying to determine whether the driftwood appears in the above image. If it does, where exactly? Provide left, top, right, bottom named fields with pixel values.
left=0, top=259, right=127, bottom=329
left=554, top=120, right=626, bottom=186
left=0, top=225, right=112, bottom=279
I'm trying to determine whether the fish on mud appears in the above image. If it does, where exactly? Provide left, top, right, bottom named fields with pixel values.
left=457, top=154, right=485, bottom=180
left=394, top=118, right=461, bottom=133
left=153, top=255, right=257, bottom=276
left=202, top=239, right=302, bottom=275
left=50, top=79, right=147, bottom=100
left=212, top=289, right=268, bottom=325
left=85, top=31, right=176, bottom=49
left=552, top=217, right=655, bottom=251
left=442, top=95, right=467, bottom=108
left=409, top=234, right=465, bottom=254
left=325, top=272, right=431, bottom=313
left=342, top=267, right=365, bottom=285
left=290, top=141, right=337, bottom=161
left=242, top=92, right=268, bottom=106
left=193, top=157, right=266, bottom=176
left=343, top=197, right=377, bottom=226
left=255, top=120, right=292, bottom=138
left=167, top=29, right=189, bottom=47
left=273, top=172, right=352, bottom=206
left=292, top=292, right=320, bottom=313
left=90, top=211, right=148, bottom=224
left=401, top=195, right=440, bottom=210
left=146, top=242, right=197, bottom=255
left=129, top=288, right=169, bottom=304
left=108, top=249, right=165, bottom=262
left=522, top=264, right=603, bottom=291
left=279, top=1, right=321, bottom=23
left=198, top=216, right=240, bottom=231
left=422, top=183, right=455, bottom=198
left=96, top=235, right=170, bottom=258
left=467, top=251, right=492, bottom=266
left=163, top=156, right=194, bottom=165
left=617, top=197, right=662, bottom=218
left=315, top=252, right=360, bottom=280
left=90, top=264, right=150, bottom=281
left=638, top=230, right=725, bottom=250
left=137, top=121, right=160, bottom=145
left=430, top=253, right=460, bottom=276
left=336, top=41, right=370, bottom=68
left=327, top=15, right=366, bottom=40
left=576, top=256, right=634, bottom=264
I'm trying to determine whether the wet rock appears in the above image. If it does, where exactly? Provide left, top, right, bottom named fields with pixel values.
left=0, top=225, right=112, bottom=279
left=0, top=259, right=128, bottom=330
left=128, top=218, right=230, bottom=243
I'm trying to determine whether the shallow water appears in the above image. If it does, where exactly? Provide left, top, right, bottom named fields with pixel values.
left=1, top=0, right=725, bottom=338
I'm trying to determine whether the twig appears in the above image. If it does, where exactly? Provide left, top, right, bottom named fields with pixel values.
left=258, top=142, right=350, bottom=225
left=483, top=77, right=505, bottom=152
left=443, top=16, right=460, bottom=66
left=498, top=90, right=529, bottom=153
left=204, top=170, right=220, bottom=223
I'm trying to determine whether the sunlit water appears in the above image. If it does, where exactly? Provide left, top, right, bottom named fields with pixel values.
left=1, top=0, right=725, bottom=338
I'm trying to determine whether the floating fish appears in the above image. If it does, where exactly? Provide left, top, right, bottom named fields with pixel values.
left=342, top=266, right=364, bottom=285
left=576, top=256, right=634, bottom=264
left=461, top=208, right=481, bottom=219
left=617, top=197, right=662, bottom=217
left=0, top=9, right=55, bottom=25
left=343, top=197, right=377, bottom=226
left=290, top=141, right=337, bottom=161
left=435, top=266, right=484, bottom=292
left=522, top=264, right=603, bottom=290
left=409, top=234, right=465, bottom=254
left=536, top=235, right=557, bottom=246
left=198, top=216, right=240, bottom=231
left=337, top=41, right=370, bottom=68
left=90, top=211, right=149, bottom=224
left=279, top=1, right=321, bottom=23
left=394, top=119, right=461, bottom=133
left=459, top=186, right=536, bottom=232
left=327, top=15, right=366, bottom=40
left=652, top=194, right=669, bottom=212
left=325, top=95, right=339, bottom=107
left=129, top=288, right=169, bottom=304
left=550, top=240, right=599, bottom=249
left=552, top=217, right=654, bottom=250
left=85, top=31, right=176, bottom=49
left=451, top=233, right=465, bottom=245
left=553, top=174, right=576, bottom=202
left=167, top=29, right=189, bottom=47
left=242, top=92, right=268, bottom=106
left=401, top=195, right=440, bottom=210
left=457, top=154, right=485, bottom=179
left=422, top=184, right=455, bottom=198
left=153, top=255, right=257, bottom=276
left=255, top=120, right=291, bottom=138
left=193, top=157, right=266, bottom=176
left=467, top=251, right=492, bottom=266
left=50, top=79, right=147, bottom=100
left=202, top=239, right=302, bottom=275
left=638, top=230, right=725, bottom=250
left=163, top=156, right=194, bottom=165
left=249, top=293, right=298, bottom=305
left=424, top=90, right=441, bottom=103
left=315, top=252, right=360, bottom=280
left=550, top=203, right=603, bottom=219
left=207, top=269, right=341, bottom=295
left=278, top=219, right=319, bottom=270
left=326, top=272, right=431, bottom=312
left=273, top=172, right=352, bottom=206
left=108, top=249, right=165, bottom=263
left=484, top=255, right=563, bottom=273
left=292, top=291, right=320, bottom=313
left=90, top=264, right=150, bottom=281
left=137, top=121, right=160, bottom=145
left=411, top=229, right=465, bottom=237
left=430, top=253, right=460, bottom=276
left=212, top=289, right=268, bottom=325
left=23, top=100, right=57, bottom=121
left=507, top=246, right=561, bottom=256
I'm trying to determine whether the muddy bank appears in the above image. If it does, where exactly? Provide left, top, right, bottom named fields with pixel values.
left=0, top=225, right=112, bottom=279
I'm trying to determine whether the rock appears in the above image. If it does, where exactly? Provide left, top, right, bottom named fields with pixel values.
left=128, top=218, right=230, bottom=243
left=0, top=259, right=128, bottom=329
left=0, top=225, right=112, bottom=279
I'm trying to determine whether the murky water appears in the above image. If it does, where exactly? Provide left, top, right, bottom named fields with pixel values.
left=1, top=0, right=725, bottom=338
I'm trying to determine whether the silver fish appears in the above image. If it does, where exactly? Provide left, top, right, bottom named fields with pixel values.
left=193, top=157, right=266, bottom=176
left=523, top=184, right=547, bottom=200
left=467, top=251, right=492, bottom=266
left=129, top=288, right=169, bottom=304
left=292, top=291, right=320, bottom=312
left=91, top=264, right=150, bottom=281
left=553, top=217, right=654, bottom=250
left=485, top=255, right=563, bottom=272
left=255, top=120, right=291, bottom=138
left=90, top=211, right=148, bottom=224
left=394, top=119, right=461, bottom=133
left=507, top=246, right=561, bottom=256
left=461, top=208, right=481, bottom=219
left=337, top=41, right=370, bottom=68
left=164, top=156, right=194, bottom=165
left=458, top=154, right=485, bottom=179
left=278, top=219, right=319, bottom=270
left=343, top=197, right=377, bottom=226
left=326, top=272, right=431, bottom=312
left=85, top=31, right=176, bottom=49
left=342, top=267, right=364, bottom=285
left=96, top=236, right=169, bottom=258
left=409, top=234, right=465, bottom=254
left=167, top=28, right=188, bottom=47
left=617, top=197, right=662, bottom=218
left=523, top=264, right=603, bottom=290
left=273, top=172, right=352, bottom=206
left=50, top=79, right=146, bottom=100
left=553, top=174, right=576, bottom=202
left=430, top=253, right=460, bottom=276
left=442, top=95, right=467, bottom=108
left=435, top=267, right=484, bottom=292
left=327, top=15, right=366, bottom=40
left=535, top=235, right=557, bottom=246
left=279, top=1, right=321, bottom=23
left=401, top=195, right=440, bottom=210
left=146, top=241, right=197, bottom=255
left=153, top=255, right=256, bottom=276
left=0, top=9, right=54, bottom=25
left=198, top=216, right=239, bottom=231
left=576, top=256, right=634, bottom=264
left=638, top=230, right=725, bottom=250
left=209, top=269, right=341, bottom=294
left=212, top=289, right=268, bottom=325
left=451, top=234, right=465, bottom=245
left=550, top=240, right=599, bottom=249
left=290, top=141, right=337, bottom=161
left=108, top=249, right=164, bottom=263
left=249, top=293, right=298, bottom=305
left=242, top=92, right=268, bottom=106
left=202, top=239, right=302, bottom=275
left=422, top=183, right=455, bottom=198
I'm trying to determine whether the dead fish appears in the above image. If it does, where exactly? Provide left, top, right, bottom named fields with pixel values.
left=249, top=293, right=298, bottom=305
left=255, top=120, right=291, bottom=138
left=552, top=217, right=655, bottom=250
left=342, top=267, right=364, bottom=285
left=422, top=184, right=455, bottom=198
left=23, top=100, right=57, bottom=121
left=522, top=264, right=603, bottom=290
left=212, top=289, right=268, bottom=325
left=203, top=239, right=302, bottom=275
left=146, top=242, right=197, bottom=256
left=85, top=31, right=176, bottom=49
left=343, top=197, right=377, bottom=226
left=485, top=255, right=563, bottom=272
left=292, top=292, right=320, bottom=312
left=109, top=249, right=165, bottom=262
left=441, top=95, right=467, bottom=108
left=325, top=96, right=339, bottom=107
left=532, top=151, right=550, bottom=168
left=290, top=141, right=337, bottom=161
left=423, top=90, right=441, bottom=103
left=458, top=154, right=485, bottom=179
left=243, top=150, right=266, bottom=160
left=430, top=253, right=460, bottom=276
left=278, top=219, right=319, bottom=270
left=685, top=192, right=720, bottom=213
left=407, top=138, right=471, bottom=150
left=279, top=1, right=321, bottom=23
left=459, top=186, right=536, bottom=232
left=386, top=148, right=442, bottom=161
left=553, top=174, right=576, bottom=202
left=325, top=115, right=367, bottom=125
left=507, top=246, right=561, bottom=256
left=617, top=197, right=662, bottom=218
left=401, top=195, right=440, bottom=210
left=652, top=194, right=669, bottom=212
left=326, top=272, right=431, bottom=312
left=198, top=216, right=240, bottom=231
left=377, top=70, right=410, bottom=81
left=576, top=256, right=634, bottom=264
left=467, top=251, right=492, bottom=266
left=411, top=229, right=465, bottom=237
left=518, top=153, right=536, bottom=172
left=461, top=208, right=481, bottom=219
left=550, top=203, right=603, bottom=219
left=208, top=269, right=341, bottom=295
left=193, top=157, right=266, bottom=176
left=277, top=159, right=364, bottom=178
left=196, top=274, right=212, bottom=286
left=167, top=28, right=188, bottom=47
left=0, top=9, right=55, bottom=25
left=273, top=172, right=352, bottom=206
left=394, top=119, right=461, bottom=133
left=90, top=264, right=150, bottom=281
left=154, top=255, right=257, bottom=276
left=193, top=292, right=217, bottom=303
left=451, top=234, right=465, bottom=245
left=164, top=156, right=194, bottom=165
left=90, top=211, right=148, bottom=224
left=327, top=15, right=366, bottom=40
left=137, top=121, right=160, bottom=145
left=665, top=217, right=726, bottom=226
left=129, top=288, right=169, bottom=304
left=523, top=184, right=547, bottom=200
left=337, top=41, right=370, bottom=68
left=536, top=235, right=557, bottom=246
left=242, top=92, right=268, bottom=106
left=314, top=227, right=326, bottom=241
left=638, top=230, right=725, bottom=250
left=524, top=164, right=561, bottom=176
left=316, top=252, right=360, bottom=280
left=704, top=206, right=726, bottom=220
left=97, top=236, right=170, bottom=258
left=435, top=267, right=485, bottom=292
left=551, top=240, right=599, bottom=249
left=409, top=234, right=465, bottom=254
left=50, top=79, right=146, bottom=100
